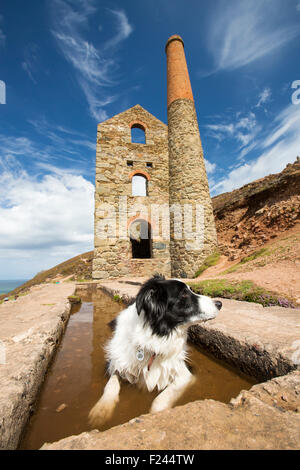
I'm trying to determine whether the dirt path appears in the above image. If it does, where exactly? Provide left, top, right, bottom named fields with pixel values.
left=222, top=262, right=300, bottom=300
left=197, top=225, right=300, bottom=301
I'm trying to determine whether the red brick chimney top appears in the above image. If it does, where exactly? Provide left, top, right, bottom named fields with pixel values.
left=165, top=35, right=184, bottom=52
left=165, top=35, right=194, bottom=107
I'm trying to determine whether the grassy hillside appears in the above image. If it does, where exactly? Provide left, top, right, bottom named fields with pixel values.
left=0, top=251, right=93, bottom=301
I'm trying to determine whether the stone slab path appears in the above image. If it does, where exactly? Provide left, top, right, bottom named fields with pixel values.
left=0, top=281, right=75, bottom=449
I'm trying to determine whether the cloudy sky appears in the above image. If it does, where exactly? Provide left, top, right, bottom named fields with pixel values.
left=0, top=0, right=300, bottom=279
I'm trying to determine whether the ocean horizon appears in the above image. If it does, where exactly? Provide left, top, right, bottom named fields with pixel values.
left=0, top=280, right=28, bottom=295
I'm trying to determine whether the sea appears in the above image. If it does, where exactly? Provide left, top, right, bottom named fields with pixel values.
left=0, top=280, right=28, bottom=295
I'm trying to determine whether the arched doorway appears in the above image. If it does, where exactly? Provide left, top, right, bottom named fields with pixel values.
left=129, top=219, right=152, bottom=259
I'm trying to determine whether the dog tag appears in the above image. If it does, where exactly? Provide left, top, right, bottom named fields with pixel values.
left=136, top=348, right=144, bottom=361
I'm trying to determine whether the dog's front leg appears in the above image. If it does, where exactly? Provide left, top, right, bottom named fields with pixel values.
left=88, top=373, right=121, bottom=429
left=150, top=364, right=195, bottom=414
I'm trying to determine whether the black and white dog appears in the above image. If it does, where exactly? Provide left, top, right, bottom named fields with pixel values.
left=88, top=275, right=222, bottom=428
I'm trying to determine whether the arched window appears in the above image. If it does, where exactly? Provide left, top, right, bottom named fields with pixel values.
left=132, top=174, right=148, bottom=196
left=131, top=123, right=146, bottom=144
left=129, top=219, right=152, bottom=259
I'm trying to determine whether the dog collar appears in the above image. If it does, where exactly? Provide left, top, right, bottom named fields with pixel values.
left=147, top=353, right=156, bottom=371
left=136, top=348, right=156, bottom=370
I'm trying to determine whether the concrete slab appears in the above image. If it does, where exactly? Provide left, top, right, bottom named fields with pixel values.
left=0, top=282, right=75, bottom=450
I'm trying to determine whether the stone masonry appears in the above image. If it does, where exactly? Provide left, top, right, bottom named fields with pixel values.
left=93, top=105, right=171, bottom=279
left=93, top=35, right=217, bottom=279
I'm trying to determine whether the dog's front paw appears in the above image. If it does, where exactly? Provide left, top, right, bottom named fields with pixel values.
left=150, top=395, right=169, bottom=414
left=88, top=398, right=116, bottom=429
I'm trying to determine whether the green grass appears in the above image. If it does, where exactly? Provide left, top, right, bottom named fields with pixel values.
left=189, top=279, right=253, bottom=298
left=194, top=251, right=221, bottom=277
left=188, top=279, right=296, bottom=308
left=113, top=294, right=122, bottom=303
left=239, top=248, right=270, bottom=264
left=223, top=248, right=271, bottom=274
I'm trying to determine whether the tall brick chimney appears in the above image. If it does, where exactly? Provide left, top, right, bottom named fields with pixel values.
left=166, top=35, right=218, bottom=278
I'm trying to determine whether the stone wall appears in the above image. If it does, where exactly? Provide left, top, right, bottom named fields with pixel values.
left=93, top=105, right=171, bottom=279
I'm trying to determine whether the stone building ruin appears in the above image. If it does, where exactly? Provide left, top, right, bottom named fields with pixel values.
left=92, top=35, right=217, bottom=280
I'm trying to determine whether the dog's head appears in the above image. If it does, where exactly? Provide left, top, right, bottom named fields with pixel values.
left=135, top=274, right=222, bottom=336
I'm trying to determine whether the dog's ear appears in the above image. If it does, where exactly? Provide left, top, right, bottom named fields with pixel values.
left=136, top=277, right=167, bottom=319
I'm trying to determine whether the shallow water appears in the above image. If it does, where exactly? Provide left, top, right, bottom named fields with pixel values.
left=20, top=290, right=257, bottom=450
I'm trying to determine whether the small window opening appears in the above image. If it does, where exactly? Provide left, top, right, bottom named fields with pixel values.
left=130, top=220, right=152, bottom=259
left=127, top=160, right=133, bottom=166
left=131, top=124, right=146, bottom=144
left=146, top=162, right=153, bottom=168
left=132, top=174, right=148, bottom=196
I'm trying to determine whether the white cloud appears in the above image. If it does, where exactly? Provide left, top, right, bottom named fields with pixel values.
left=0, top=125, right=94, bottom=280
left=205, top=123, right=234, bottom=136
left=0, top=124, right=95, bottom=198
left=0, top=127, right=93, bottom=279
left=22, top=61, right=36, bottom=83
left=208, top=0, right=300, bottom=72
left=0, top=135, right=40, bottom=159
left=211, top=103, right=300, bottom=195
left=262, top=104, right=300, bottom=148
left=51, top=0, right=133, bottom=121
left=22, top=44, right=39, bottom=83
left=255, top=87, right=272, bottom=108
left=205, top=159, right=216, bottom=174
left=204, top=111, right=259, bottom=151
left=0, top=163, right=94, bottom=278
left=27, top=117, right=96, bottom=154
left=103, top=9, right=133, bottom=50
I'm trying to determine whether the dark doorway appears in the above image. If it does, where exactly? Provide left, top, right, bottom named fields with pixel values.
left=130, top=219, right=152, bottom=259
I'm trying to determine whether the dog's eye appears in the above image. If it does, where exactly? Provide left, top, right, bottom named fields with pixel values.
left=181, top=290, right=190, bottom=298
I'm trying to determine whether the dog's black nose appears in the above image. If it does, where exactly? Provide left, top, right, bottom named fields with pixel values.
left=214, top=300, right=222, bottom=310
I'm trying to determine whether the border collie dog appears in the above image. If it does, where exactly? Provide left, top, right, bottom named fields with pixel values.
left=88, top=275, right=222, bottom=428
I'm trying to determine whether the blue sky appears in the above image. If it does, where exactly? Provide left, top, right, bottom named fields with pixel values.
left=0, top=0, right=300, bottom=279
